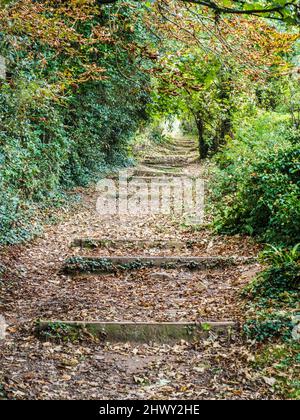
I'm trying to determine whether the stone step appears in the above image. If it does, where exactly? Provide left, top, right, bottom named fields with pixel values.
left=104, top=189, right=201, bottom=200
left=105, top=192, right=169, bottom=200
left=170, top=141, right=197, bottom=147
left=168, top=145, right=197, bottom=150
left=36, top=320, right=237, bottom=343
left=63, top=256, right=255, bottom=274
left=129, top=176, right=201, bottom=182
left=157, top=148, right=198, bottom=155
left=110, top=166, right=185, bottom=179
left=144, top=158, right=199, bottom=168
left=143, top=162, right=187, bottom=169
left=131, top=170, right=185, bottom=177
left=176, top=138, right=197, bottom=143
left=145, top=167, right=189, bottom=174
left=145, top=157, right=196, bottom=164
left=71, top=238, right=203, bottom=249
left=159, top=141, right=197, bottom=148
left=142, top=150, right=197, bottom=156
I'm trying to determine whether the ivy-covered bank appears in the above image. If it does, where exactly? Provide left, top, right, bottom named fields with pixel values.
left=211, top=112, right=300, bottom=245
left=210, top=112, right=300, bottom=399
left=0, top=2, right=152, bottom=244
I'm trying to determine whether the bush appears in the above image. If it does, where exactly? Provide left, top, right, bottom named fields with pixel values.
left=244, top=245, right=300, bottom=301
left=243, top=245, right=299, bottom=342
left=0, top=77, right=146, bottom=243
left=0, top=2, right=152, bottom=244
left=243, top=314, right=295, bottom=342
left=211, top=112, right=300, bottom=245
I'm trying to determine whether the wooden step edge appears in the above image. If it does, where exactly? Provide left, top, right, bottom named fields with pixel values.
left=36, top=320, right=238, bottom=343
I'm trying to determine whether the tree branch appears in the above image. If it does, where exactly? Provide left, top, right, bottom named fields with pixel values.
left=95, top=0, right=299, bottom=23
left=178, top=0, right=296, bottom=15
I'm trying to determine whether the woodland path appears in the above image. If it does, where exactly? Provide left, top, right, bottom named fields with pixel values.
left=0, top=136, right=273, bottom=400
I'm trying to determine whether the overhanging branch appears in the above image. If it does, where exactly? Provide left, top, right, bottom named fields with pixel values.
left=96, top=0, right=298, bottom=18
left=178, top=0, right=296, bottom=16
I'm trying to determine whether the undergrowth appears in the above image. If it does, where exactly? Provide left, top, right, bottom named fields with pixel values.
left=242, top=245, right=300, bottom=399
left=37, top=322, right=99, bottom=344
left=210, top=112, right=300, bottom=399
left=0, top=2, right=152, bottom=245
left=210, top=112, right=300, bottom=245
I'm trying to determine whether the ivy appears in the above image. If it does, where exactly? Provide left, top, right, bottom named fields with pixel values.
left=0, top=2, right=153, bottom=244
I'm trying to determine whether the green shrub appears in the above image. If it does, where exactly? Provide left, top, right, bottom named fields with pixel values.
left=243, top=246, right=299, bottom=342
left=211, top=112, right=300, bottom=245
left=253, top=343, right=300, bottom=399
left=0, top=3, right=152, bottom=244
left=148, top=126, right=168, bottom=144
left=244, top=244, right=299, bottom=300
left=243, top=313, right=295, bottom=342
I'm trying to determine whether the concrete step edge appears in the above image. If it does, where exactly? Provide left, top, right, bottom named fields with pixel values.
left=36, top=320, right=238, bottom=343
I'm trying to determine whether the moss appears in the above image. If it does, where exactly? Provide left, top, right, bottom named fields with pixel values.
left=36, top=321, right=88, bottom=343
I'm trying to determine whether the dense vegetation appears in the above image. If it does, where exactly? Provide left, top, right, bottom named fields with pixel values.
left=0, top=1, right=153, bottom=243
left=201, top=23, right=299, bottom=399
left=211, top=112, right=299, bottom=244
left=0, top=0, right=299, bottom=399
left=0, top=1, right=298, bottom=245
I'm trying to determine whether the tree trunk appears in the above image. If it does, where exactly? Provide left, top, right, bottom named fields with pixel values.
left=195, top=113, right=209, bottom=159
left=212, top=114, right=232, bottom=153
left=212, top=69, right=233, bottom=153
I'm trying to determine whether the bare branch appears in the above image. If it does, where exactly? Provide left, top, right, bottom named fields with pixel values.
left=95, top=0, right=298, bottom=22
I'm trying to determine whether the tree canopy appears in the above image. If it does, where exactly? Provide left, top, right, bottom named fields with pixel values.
left=0, top=0, right=298, bottom=236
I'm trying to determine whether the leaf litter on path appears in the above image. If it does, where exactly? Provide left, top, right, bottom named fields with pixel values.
left=0, top=138, right=271, bottom=400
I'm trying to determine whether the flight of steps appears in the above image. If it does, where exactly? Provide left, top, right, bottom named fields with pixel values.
left=37, top=137, right=247, bottom=343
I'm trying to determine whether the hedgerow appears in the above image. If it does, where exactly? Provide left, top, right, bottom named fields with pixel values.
left=0, top=2, right=152, bottom=244
left=211, top=112, right=300, bottom=245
